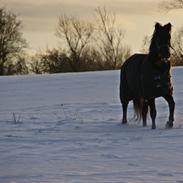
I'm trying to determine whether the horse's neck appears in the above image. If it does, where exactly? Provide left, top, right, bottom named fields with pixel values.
left=148, top=39, right=158, bottom=61
left=148, top=51, right=158, bottom=63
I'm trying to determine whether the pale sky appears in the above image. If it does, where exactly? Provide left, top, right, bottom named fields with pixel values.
left=1, top=0, right=183, bottom=53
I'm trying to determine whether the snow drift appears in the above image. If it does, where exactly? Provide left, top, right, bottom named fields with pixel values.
left=0, top=68, right=183, bottom=183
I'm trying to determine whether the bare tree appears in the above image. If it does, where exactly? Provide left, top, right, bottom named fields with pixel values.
left=29, top=53, right=45, bottom=74
left=171, top=26, right=183, bottom=65
left=7, top=55, right=29, bottom=75
left=56, top=14, right=94, bottom=72
left=160, top=0, right=183, bottom=10
left=140, top=35, right=150, bottom=54
left=0, top=7, right=27, bottom=75
left=95, top=7, right=131, bottom=69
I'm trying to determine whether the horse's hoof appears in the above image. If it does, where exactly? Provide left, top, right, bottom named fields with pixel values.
left=152, top=125, right=156, bottom=129
left=165, top=121, right=173, bottom=128
left=122, top=121, right=127, bottom=125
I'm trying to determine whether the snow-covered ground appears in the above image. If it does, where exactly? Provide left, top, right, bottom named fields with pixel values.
left=0, top=68, right=183, bottom=183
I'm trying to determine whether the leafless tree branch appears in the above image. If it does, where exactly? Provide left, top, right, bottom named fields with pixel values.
left=160, top=0, right=183, bottom=10
left=56, top=14, right=94, bottom=71
left=95, top=7, right=129, bottom=69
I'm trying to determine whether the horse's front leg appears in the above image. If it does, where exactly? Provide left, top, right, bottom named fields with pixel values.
left=163, top=95, right=175, bottom=128
left=149, top=98, right=157, bottom=129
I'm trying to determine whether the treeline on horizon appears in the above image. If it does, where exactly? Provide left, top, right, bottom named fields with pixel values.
left=0, top=6, right=183, bottom=76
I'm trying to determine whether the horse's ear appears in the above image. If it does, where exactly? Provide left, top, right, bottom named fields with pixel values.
left=164, top=22, right=172, bottom=32
left=155, top=22, right=161, bottom=31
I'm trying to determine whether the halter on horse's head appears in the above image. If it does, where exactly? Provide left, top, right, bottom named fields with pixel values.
left=149, top=22, right=172, bottom=64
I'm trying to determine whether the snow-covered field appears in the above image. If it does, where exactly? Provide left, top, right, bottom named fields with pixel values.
left=0, top=68, right=183, bottom=183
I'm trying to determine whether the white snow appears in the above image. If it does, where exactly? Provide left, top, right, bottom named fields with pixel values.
left=0, top=68, right=183, bottom=183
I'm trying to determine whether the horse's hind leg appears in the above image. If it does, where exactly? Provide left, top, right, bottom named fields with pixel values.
left=149, top=99, right=157, bottom=129
left=122, top=101, right=129, bottom=124
left=163, top=95, right=175, bottom=128
left=142, top=100, right=148, bottom=127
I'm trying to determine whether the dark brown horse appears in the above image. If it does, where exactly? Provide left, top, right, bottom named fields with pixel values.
left=120, top=22, right=175, bottom=129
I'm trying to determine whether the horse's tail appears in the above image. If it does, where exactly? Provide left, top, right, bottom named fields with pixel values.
left=133, top=97, right=145, bottom=121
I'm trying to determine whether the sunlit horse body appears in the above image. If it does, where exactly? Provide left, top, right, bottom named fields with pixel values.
left=120, top=22, right=175, bottom=129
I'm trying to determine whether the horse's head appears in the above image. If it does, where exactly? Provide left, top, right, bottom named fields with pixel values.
left=150, top=22, right=172, bottom=62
